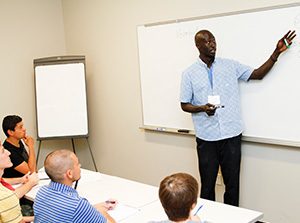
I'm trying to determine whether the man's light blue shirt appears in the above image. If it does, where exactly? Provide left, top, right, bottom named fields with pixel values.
left=180, top=58, right=253, bottom=141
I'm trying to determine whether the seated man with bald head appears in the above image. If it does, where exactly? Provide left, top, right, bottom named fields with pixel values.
left=33, top=149, right=116, bottom=223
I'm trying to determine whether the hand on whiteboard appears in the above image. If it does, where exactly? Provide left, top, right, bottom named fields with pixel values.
left=249, top=30, right=297, bottom=80
left=276, top=30, right=296, bottom=53
left=204, top=103, right=216, bottom=116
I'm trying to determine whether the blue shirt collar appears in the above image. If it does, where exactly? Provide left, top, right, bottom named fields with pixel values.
left=197, top=57, right=217, bottom=68
left=49, top=181, right=78, bottom=195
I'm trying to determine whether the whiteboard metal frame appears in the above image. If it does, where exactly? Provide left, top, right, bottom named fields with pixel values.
left=141, top=126, right=300, bottom=148
left=143, top=2, right=300, bottom=27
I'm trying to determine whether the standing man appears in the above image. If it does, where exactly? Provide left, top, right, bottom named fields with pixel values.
left=2, top=115, right=36, bottom=178
left=180, top=30, right=296, bottom=206
left=34, top=149, right=116, bottom=223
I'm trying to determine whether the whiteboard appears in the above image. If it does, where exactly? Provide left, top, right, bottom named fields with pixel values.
left=34, top=56, right=88, bottom=139
left=137, top=4, right=300, bottom=145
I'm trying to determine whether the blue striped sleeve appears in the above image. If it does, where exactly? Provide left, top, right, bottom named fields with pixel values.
left=73, top=198, right=107, bottom=223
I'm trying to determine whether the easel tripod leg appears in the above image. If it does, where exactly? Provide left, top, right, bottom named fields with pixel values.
left=86, top=138, right=98, bottom=172
left=36, top=140, right=42, bottom=166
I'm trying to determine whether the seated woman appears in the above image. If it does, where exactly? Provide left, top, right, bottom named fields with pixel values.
left=0, top=142, right=34, bottom=223
left=149, top=173, right=201, bottom=223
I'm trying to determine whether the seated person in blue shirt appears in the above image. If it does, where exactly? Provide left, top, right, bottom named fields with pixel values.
left=33, top=149, right=116, bottom=223
left=149, top=173, right=201, bottom=223
left=2, top=115, right=36, bottom=178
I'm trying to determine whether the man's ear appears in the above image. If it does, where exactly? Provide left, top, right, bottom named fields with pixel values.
left=191, top=202, right=196, bottom=210
left=7, top=129, right=14, bottom=137
left=65, top=169, right=73, bottom=179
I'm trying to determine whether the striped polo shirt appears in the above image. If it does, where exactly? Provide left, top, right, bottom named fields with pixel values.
left=33, top=181, right=107, bottom=223
left=0, top=183, right=23, bottom=223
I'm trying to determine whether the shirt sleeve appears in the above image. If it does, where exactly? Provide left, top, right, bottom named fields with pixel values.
left=73, top=198, right=107, bottom=223
left=180, top=71, right=193, bottom=103
left=232, top=60, right=254, bottom=82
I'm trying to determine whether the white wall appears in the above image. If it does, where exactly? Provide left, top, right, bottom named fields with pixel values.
left=0, top=0, right=88, bottom=169
left=1, top=1, right=300, bottom=223
left=0, top=0, right=66, bottom=138
left=0, top=0, right=94, bottom=168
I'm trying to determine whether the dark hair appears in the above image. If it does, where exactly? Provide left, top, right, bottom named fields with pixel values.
left=159, top=173, right=199, bottom=221
left=2, top=115, right=22, bottom=137
left=194, top=29, right=214, bottom=46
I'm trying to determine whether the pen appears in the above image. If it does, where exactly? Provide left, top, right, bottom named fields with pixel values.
left=105, top=200, right=117, bottom=210
left=194, top=204, right=203, bottom=216
left=39, top=177, right=50, bottom=180
left=214, top=105, right=225, bottom=109
left=105, top=200, right=116, bottom=204
left=210, top=105, right=225, bottom=109
left=284, top=38, right=290, bottom=48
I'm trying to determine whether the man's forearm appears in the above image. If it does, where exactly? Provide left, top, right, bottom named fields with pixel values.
left=250, top=50, right=280, bottom=80
left=3, top=177, right=23, bottom=185
left=27, top=148, right=37, bottom=173
left=14, top=182, right=34, bottom=198
left=181, top=102, right=206, bottom=113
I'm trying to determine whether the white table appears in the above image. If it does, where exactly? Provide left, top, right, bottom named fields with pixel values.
left=77, top=170, right=159, bottom=208
left=26, top=169, right=263, bottom=223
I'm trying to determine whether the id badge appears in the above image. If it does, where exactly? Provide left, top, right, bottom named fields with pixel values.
left=208, top=95, right=220, bottom=105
